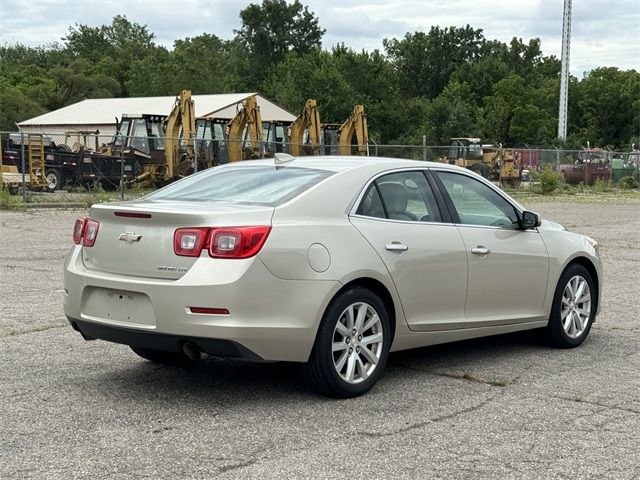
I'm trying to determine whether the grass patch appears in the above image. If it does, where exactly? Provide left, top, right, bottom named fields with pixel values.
left=510, top=187, right=640, bottom=204
left=0, top=188, right=25, bottom=210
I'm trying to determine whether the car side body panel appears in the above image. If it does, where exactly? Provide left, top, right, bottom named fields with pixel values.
left=456, top=225, right=549, bottom=326
left=537, top=225, right=603, bottom=317
left=350, top=216, right=468, bottom=331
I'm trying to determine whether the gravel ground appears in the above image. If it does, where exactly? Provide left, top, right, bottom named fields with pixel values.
left=1, top=201, right=639, bottom=479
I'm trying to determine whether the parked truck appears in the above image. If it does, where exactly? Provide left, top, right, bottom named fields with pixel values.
left=2, top=133, right=135, bottom=191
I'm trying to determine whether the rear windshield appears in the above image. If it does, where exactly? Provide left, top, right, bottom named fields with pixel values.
left=146, top=165, right=334, bottom=206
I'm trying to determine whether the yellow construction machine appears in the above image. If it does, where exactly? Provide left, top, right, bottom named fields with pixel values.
left=165, top=90, right=196, bottom=179
left=226, top=95, right=263, bottom=162
left=195, top=95, right=266, bottom=164
left=288, top=99, right=321, bottom=156
left=322, top=105, right=369, bottom=156
left=108, top=90, right=197, bottom=187
left=439, top=138, right=521, bottom=188
left=1, top=141, right=23, bottom=194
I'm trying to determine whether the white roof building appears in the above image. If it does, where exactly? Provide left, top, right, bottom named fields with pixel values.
left=17, top=93, right=295, bottom=137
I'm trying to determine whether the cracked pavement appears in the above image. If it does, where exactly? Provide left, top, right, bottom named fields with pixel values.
left=1, top=201, right=639, bottom=479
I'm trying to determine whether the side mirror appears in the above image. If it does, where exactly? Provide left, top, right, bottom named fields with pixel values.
left=522, top=211, right=542, bottom=229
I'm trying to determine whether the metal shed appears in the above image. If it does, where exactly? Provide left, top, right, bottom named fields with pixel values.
left=17, top=93, right=295, bottom=137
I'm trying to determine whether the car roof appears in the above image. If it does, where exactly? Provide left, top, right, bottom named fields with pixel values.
left=227, top=156, right=465, bottom=174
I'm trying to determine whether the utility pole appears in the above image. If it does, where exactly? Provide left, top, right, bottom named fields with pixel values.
left=558, top=0, right=572, bottom=140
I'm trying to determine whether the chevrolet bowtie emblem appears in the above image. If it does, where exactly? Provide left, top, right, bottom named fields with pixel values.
left=119, top=232, right=142, bottom=244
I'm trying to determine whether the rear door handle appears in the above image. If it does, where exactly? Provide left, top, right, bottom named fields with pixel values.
left=471, top=246, right=491, bottom=256
left=385, top=242, right=408, bottom=252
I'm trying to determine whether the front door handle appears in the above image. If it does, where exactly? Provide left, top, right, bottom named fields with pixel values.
left=471, top=246, right=491, bottom=256
left=385, top=242, right=408, bottom=252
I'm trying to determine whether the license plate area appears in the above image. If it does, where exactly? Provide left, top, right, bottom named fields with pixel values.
left=82, top=287, right=155, bottom=327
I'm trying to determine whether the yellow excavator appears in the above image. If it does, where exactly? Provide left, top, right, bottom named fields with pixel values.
left=322, top=105, right=369, bottom=156
left=194, top=95, right=265, bottom=164
left=108, top=90, right=197, bottom=187
left=288, top=99, right=321, bottom=156
left=165, top=89, right=196, bottom=179
left=195, top=99, right=369, bottom=163
left=226, top=95, right=263, bottom=162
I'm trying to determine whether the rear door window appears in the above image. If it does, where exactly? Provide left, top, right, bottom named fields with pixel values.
left=356, top=171, right=442, bottom=222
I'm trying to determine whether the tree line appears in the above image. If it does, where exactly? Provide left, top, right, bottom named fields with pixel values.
left=1, top=0, right=638, bottom=149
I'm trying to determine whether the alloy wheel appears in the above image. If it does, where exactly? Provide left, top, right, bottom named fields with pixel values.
left=332, top=302, right=383, bottom=384
left=561, top=275, right=592, bottom=338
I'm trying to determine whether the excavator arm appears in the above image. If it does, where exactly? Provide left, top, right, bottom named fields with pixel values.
left=337, top=105, right=368, bottom=156
left=164, top=90, right=195, bottom=179
left=289, top=99, right=321, bottom=156
left=226, top=95, right=263, bottom=162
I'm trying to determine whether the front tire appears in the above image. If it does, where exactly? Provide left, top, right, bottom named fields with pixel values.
left=304, top=287, right=391, bottom=398
left=544, top=264, right=596, bottom=348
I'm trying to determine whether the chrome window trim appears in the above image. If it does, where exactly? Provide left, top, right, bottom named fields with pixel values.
left=349, top=213, right=456, bottom=228
left=349, top=166, right=530, bottom=231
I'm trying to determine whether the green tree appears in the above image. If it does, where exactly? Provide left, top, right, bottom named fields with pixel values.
left=0, top=82, right=46, bottom=130
left=384, top=25, right=485, bottom=99
left=49, top=58, right=120, bottom=106
left=509, top=104, right=555, bottom=145
left=261, top=50, right=355, bottom=123
left=236, top=0, right=325, bottom=87
left=63, top=15, right=156, bottom=95
left=418, top=81, right=477, bottom=145
left=331, top=45, right=403, bottom=143
left=576, top=68, right=640, bottom=148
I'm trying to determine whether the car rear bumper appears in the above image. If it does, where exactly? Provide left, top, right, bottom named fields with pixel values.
left=64, top=246, right=340, bottom=362
left=68, top=317, right=262, bottom=360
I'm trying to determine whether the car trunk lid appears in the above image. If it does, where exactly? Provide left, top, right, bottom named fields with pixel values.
left=82, top=200, right=274, bottom=279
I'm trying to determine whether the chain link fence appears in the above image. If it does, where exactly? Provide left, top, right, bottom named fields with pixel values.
left=2, top=130, right=639, bottom=200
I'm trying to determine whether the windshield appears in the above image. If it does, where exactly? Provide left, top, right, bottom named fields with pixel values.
left=147, top=165, right=334, bottom=206
left=150, top=121, right=165, bottom=151
left=113, top=119, right=130, bottom=147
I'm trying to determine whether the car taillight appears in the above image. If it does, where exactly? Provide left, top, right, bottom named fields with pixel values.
left=209, top=226, right=271, bottom=259
left=173, top=226, right=271, bottom=259
left=83, top=219, right=100, bottom=247
left=73, top=217, right=86, bottom=245
left=174, top=228, right=209, bottom=257
left=72, top=217, right=100, bottom=247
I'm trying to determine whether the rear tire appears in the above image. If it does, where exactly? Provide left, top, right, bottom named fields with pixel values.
left=304, top=287, right=391, bottom=398
left=543, top=264, right=596, bottom=348
left=130, top=346, right=190, bottom=364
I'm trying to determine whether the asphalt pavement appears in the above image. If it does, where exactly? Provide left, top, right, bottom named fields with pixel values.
left=1, top=202, right=638, bottom=479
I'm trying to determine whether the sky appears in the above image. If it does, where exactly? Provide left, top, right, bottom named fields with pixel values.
left=1, top=0, right=638, bottom=77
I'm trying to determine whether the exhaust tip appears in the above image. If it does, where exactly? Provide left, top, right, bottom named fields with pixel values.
left=182, top=342, right=202, bottom=360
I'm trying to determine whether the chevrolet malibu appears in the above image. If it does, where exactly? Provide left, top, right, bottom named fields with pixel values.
left=64, top=156, right=601, bottom=398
